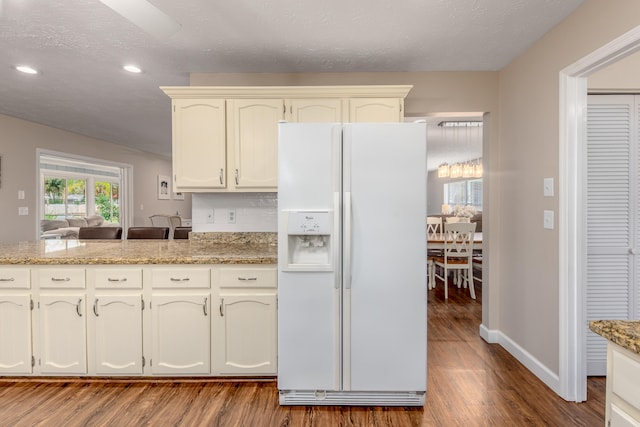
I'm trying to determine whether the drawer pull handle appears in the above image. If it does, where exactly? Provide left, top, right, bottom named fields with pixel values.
left=93, top=299, right=99, bottom=317
left=235, top=169, right=239, bottom=185
left=170, top=277, right=190, bottom=282
left=107, top=277, right=128, bottom=283
left=219, top=298, right=224, bottom=317
left=219, top=168, right=224, bottom=185
left=238, top=277, right=257, bottom=281
left=51, top=277, right=71, bottom=282
left=0, top=277, right=15, bottom=282
left=76, top=299, right=83, bottom=317
left=203, top=297, right=208, bottom=316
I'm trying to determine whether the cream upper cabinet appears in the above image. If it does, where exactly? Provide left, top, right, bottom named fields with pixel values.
left=172, top=99, right=226, bottom=192
left=349, top=98, right=403, bottom=122
left=227, top=99, right=283, bottom=190
left=161, top=85, right=412, bottom=192
left=287, top=98, right=346, bottom=123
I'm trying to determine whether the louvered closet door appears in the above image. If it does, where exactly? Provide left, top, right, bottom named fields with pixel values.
left=586, top=95, right=639, bottom=375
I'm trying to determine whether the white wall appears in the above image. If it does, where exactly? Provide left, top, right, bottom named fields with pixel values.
left=0, top=113, right=191, bottom=243
left=497, top=0, right=640, bottom=379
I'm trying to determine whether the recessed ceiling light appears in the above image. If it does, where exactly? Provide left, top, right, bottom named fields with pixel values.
left=15, top=65, right=38, bottom=75
left=123, top=65, right=142, bottom=73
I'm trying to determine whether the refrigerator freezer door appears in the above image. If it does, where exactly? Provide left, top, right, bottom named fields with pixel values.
left=277, top=123, right=342, bottom=391
left=343, top=123, right=427, bottom=392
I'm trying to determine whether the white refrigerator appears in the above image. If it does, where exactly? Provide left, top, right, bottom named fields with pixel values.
left=277, top=122, right=427, bottom=406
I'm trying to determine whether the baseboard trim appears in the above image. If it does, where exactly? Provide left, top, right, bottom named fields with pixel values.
left=479, top=325, right=561, bottom=396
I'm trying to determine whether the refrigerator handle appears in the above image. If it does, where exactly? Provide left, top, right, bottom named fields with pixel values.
left=334, top=192, right=341, bottom=289
left=344, top=191, right=352, bottom=290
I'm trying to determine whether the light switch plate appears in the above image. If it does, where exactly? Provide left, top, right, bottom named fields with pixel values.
left=544, top=210, right=554, bottom=229
left=544, top=178, right=554, bottom=197
left=18, top=190, right=25, bottom=200
left=18, top=206, right=28, bottom=216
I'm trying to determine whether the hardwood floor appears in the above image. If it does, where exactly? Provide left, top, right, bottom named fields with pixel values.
left=0, top=281, right=605, bottom=426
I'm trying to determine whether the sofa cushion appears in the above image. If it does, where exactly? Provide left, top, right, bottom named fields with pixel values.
left=41, top=219, right=69, bottom=232
left=85, top=215, right=104, bottom=226
left=67, top=217, right=88, bottom=227
left=42, top=228, right=79, bottom=238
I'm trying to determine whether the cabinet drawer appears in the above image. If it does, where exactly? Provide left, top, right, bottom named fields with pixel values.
left=37, top=268, right=85, bottom=288
left=219, top=267, right=277, bottom=288
left=612, top=346, right=640, bottom=410
left=150, top=267, right=210, bottom=288
left=0, top=268, right=30, bottom=289
left=92, top=268, right=143, bottom=289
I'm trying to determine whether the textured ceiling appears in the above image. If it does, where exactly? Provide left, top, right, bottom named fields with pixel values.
left=0, top=0, right=584, bottom=159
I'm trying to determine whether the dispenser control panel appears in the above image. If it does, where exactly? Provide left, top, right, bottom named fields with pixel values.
left=287, top=211, right=331, bottom=235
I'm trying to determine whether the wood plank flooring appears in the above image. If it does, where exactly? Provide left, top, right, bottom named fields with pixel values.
left=0, top=281, right=605, bottom=426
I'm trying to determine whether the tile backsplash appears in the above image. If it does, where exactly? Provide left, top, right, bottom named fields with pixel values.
left=192, top=193, right=277, bottom=232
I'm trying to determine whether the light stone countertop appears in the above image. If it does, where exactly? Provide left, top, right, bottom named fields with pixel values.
left=590, top=320, right=640, bottom=355
left=0, top=233, right=277, bottom=265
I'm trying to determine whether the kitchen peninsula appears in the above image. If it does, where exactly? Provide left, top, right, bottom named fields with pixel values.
left=590, top=320, right=640, bottom=426
left=0, top=233, right=277, bottom=378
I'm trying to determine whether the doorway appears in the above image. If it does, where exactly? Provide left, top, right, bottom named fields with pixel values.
left=559, top=25, right=640, bottom=402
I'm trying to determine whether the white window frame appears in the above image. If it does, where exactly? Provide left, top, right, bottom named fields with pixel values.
left=36, top=149, right=133, bottom=238
left=444, top=178, right=483, bottom=210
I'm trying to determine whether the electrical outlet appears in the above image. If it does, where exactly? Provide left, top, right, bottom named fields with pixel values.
left=228, top=209, right=236, bottom=224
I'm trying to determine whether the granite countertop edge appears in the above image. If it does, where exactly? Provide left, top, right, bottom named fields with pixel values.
left=589, top=320, right=640, bottom=355
left=0, top=232, right=278, bottom=266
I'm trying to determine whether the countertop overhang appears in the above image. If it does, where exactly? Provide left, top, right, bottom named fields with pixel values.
left=590, top=320, right=640, bottom=355
left=0, top=239, right=277, bottom=265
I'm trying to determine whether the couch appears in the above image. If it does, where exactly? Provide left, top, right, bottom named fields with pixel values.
left=40, top=215, right=107, bottom=239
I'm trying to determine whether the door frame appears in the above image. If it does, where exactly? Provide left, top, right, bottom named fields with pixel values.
left=559, top=25, right=640, bottom=402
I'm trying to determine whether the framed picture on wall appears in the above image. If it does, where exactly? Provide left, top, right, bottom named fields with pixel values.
left=158, top=175, right=170, bottom=200
left=173, top=191, right=184, bottom=200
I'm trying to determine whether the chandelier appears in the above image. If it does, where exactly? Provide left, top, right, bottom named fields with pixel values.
left=438, top=159, right=482, bottom=178
left=437, top=120, right=483, bottom=179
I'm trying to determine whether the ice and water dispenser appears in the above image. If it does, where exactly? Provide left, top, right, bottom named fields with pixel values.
left=283, top=211, right=333, bottom=271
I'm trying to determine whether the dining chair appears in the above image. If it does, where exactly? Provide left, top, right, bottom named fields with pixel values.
left=472, top=255, right=483, bottom=283
left=426, top=216, right=443, bottom=290
left=432, top=222, right=477, bottom=299
left=78, top=226, right=123, bottom=239
left=127, top=227, right=169, bottom=239
left=173, top=226, right=192, bottom=239
left=445, top=216, right=470, bottom=224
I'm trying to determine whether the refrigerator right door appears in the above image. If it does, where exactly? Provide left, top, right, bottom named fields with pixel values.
left=343, top=123, right=427, bottom=392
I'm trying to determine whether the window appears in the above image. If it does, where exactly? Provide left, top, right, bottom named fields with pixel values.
left=444, top=179, right=482, bottom=210
left=38, top=151, right=131, bottom=237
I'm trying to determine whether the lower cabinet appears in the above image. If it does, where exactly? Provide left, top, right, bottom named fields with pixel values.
left=0, top=264, right=277, bottom=378
left=150, top=293, right=211, bottom=375
left=0, top=294, right=33, bottom=374
left=214, top=292, right=277, bottom=375
left=92, top=295, right=143, bottom=375
left=606, top=343, right=640, bottom=426
left=212, top=266, right=278, bottom=375
left=37, top=294, right=87, bottom=375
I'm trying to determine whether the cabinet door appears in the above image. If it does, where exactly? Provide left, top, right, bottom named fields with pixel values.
left=288, top=99, right=346, bottom=123
left=173, top=99, right=226, bottom=191
left=38, top=294, right=87, bottom=374
left=0, top=294, right=32, bottom=374
left=214, top=293, right=277, bottom=375
left=227, top=99, right=283, bottom=189
left=93, top=295, right=143, bottom=375
left=151, top=294, right=210, bottom=374
left=349, top=98, right=403, bottom=122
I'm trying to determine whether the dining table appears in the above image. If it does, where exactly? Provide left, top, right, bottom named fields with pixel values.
left=427, top=232, right=483, bottom=251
